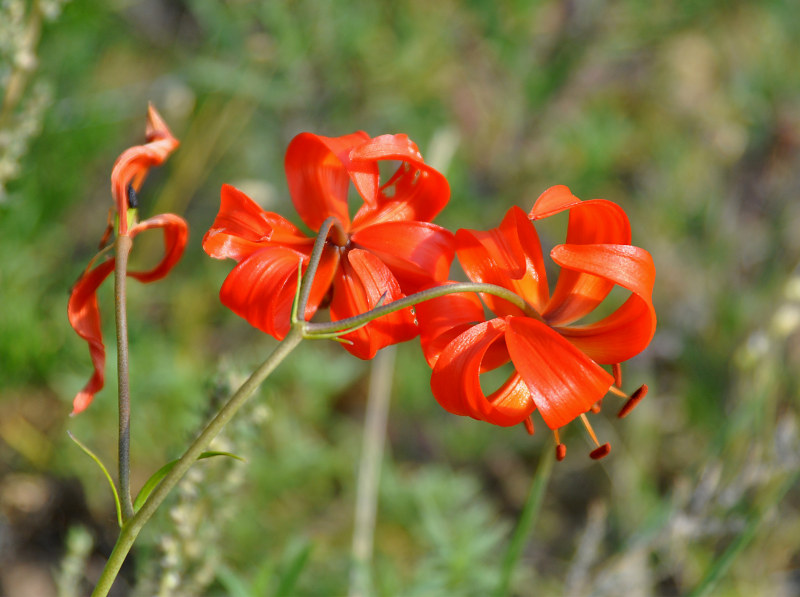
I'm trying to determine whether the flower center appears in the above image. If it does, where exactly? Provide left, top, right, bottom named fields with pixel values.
left=327, top=219, right=350, bottom=248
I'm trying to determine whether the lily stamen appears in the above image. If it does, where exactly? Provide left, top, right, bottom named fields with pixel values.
left=580, top=413, right=611, bottom=460
left=612, top=362, right=623, bottom=388
left=523, top=416, right=535, bottom=435
left=589, top=443, right=611, bottom=460
left=553, top=429, right=566, bottom=461
left=617, top=384, right=648, bottom=419
left=608, top=385, right=628, bottom=398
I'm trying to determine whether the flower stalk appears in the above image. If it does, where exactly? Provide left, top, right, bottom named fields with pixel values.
left=303, top=281, right=536, bottom=337
left=92, top=327, right=304, bottom=596
left=114, top=233, right=135, bottom=521
left=294, top=216, right=345, bottom=321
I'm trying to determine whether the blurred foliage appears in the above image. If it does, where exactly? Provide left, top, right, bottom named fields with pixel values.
left=2, top=0, right=800, bottom=595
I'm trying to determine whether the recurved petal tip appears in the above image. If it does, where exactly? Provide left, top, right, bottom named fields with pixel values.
left=145, top=104, right=175, bottom=143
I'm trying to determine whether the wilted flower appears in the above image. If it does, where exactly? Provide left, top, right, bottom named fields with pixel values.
left=68, top=106, right=187, bottom=414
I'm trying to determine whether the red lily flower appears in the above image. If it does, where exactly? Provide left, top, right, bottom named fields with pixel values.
left=69, top=107, right=187, bottom=414
left=416, top=186, right=656, bottom=459
left=203, top=132, right=454, bottom=359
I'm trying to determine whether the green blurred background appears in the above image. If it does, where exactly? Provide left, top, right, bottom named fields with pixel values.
left=2, top=0, right=800, bottom=595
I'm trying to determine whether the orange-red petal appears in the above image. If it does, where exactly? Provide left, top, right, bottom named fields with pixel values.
left=129, top=214, right=189, bottom=283
left=68, top=259, right=116, bottom=415
left=430, top=318, right=534, bottom=426
left=111, top=104, right=179, bottom=236
left=456, top=206, right=549, bottom=316
left=531, top=187, right=632, bottom=326
left=351, top=220, right=454, bottom=291
left=551, top=243, right=657, bottom=363
left=284, top=132, right=373, bottom=232
left=505, top=317, right=613, bottom=429
left=350, top=134, right=450, bottom=226
left=416, top=286, right=486, bottom=368
left=203, top=185, right=309, bottom=262
left=219, top=246, right=306, bottom=340
left=329, top=249, right=418, bottom=359
left=219, top=244, right=340, bottom=340
left=68, top=213, right=188, bottom=414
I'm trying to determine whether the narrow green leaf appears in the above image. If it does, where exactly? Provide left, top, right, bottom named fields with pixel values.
left=687, top=470, right=799, bottom=597
left=273, top=541, right=313, bottom=597
left=214, top=563, right=253, bottom=597
left=495, top=451, right=554, bottom=597
left=67, top=431, right=123, bottom=528
left=133, top=451, right=244, bottom=512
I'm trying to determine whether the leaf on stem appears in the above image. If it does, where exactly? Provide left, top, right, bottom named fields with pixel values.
left=67, top=431, right=123, bottom=528
left=132, top=451, right=244, bottom=512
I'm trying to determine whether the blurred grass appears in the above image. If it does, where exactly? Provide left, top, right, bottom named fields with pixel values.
left=2, top=0, right=800, bottom=595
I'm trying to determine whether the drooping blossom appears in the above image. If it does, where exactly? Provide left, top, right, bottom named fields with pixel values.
left=112, top=104, right=180, bottom=236
left=68, top=106, right=187, bottom=414
left=203, top=132, right=454, bottom=359
left=416, top=186, right=656, bottom=459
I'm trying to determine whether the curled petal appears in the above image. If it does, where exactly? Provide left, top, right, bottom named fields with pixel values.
left=203, top=185, right=309, bottom=262
left=285, top=132, right=373, bottom=231
left=456, top=206, right=549, bottom=316
left=527, top=185, right=580, bottom=218
left=68, top=259, right=116, bottom=415
left=529, top=187, right=631, bottom=241
left=506, top=317, right=613, bottom=429
left=351, top=133, right=426, bottom=163
left=350, top=134, right=450, bottom=225
left=530, top=187, right=632, bottom=325
left=219, top=245, right=340, bottom=340
left=551, top=244, right=657, bottom=363
left=220, top=246, right=306, bottom=340
left=69, top=212, right=188, bottom=414
left=129, top=214, right=189, bottom=282
left=431, top=319, right=534, bottom=426
left=330, top=249, right=418, bottom=359
left=552, top=244, right=655, bottom=298
left=416, top=285, right=486, bottom=368
left=111, top=104, right=179, bottom=235
left=351, top=221, right=455, bottom=291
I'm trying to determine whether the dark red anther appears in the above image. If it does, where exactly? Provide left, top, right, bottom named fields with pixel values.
left=589, top=443, right=611, bottom=460
left=617, top=384, right=648, bottom=419
left=555, top=444, right=567, bottom=461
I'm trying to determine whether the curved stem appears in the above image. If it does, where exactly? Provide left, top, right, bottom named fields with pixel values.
left=305, top=282, right=538, bottom=338
left=91, top=328, right=304, bottom=597
left=295, top=217, right=346, bottom=322
left=114, top=234, right=135, bottom=521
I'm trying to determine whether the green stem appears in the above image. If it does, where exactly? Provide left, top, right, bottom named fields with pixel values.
left=295, top=217, right=346, bottom=322
left=304, top=282, right=538, bottom=338
left=91, top=328, right=304, bottom=597
left=114, top=234, right=135, bottom=522
left=495, top=451, right=554, bottom=597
